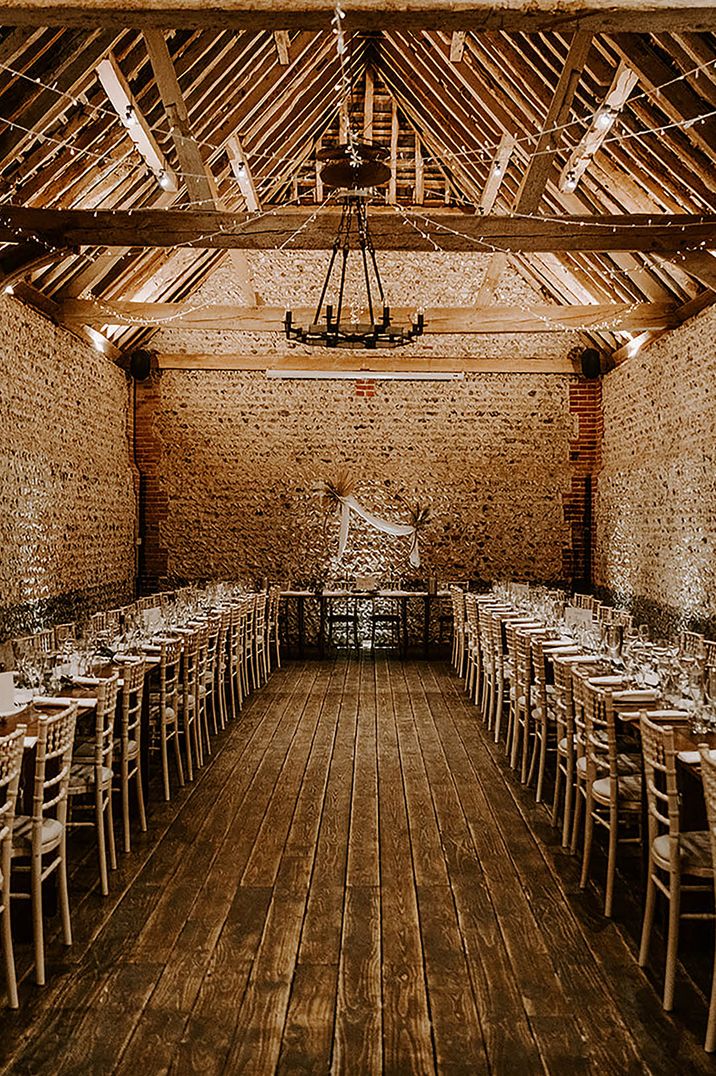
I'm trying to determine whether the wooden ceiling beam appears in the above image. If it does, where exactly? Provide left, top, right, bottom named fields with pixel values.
left=610, top=287, right=716, bottom=363
left=3, top=206, right=714, bottom=252
left=514, top=32, right=594, bottom=216
left=610, top=33, right=716, bottom=161
left=1, top=2, right=715, bottom=33
left=274, top=30, right=291, bottom=65
left=143, top=29, right=257, bottom=303
left=668, top=250, right=716, bottom=291
left=157, top=353, right=580, bottom=374
left=143, top=29, right=215, bottom=204
left=59, top=299, right=682, bottom=333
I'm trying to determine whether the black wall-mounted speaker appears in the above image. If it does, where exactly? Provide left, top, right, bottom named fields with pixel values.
left=580, top=347, right=602, bottom=380
left=128, top=349, right=152, bottom=381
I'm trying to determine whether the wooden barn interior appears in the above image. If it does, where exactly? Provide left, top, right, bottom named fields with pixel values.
left=1, top=1, right=716, bottom=1072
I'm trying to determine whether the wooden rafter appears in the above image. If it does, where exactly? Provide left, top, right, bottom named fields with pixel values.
left=143, top=29, right=257, bottom=303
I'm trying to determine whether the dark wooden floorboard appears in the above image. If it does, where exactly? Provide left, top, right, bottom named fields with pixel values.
left=1, top=656, right=713, bottom=1075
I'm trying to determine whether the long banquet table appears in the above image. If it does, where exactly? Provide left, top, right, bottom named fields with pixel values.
left=280, top=588, right=451, bottom=658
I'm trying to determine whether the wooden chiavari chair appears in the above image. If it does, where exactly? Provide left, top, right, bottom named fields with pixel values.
left=450, top=587, right=467, bottom=677
left=1, top=726, right=25, bottom=1008
left=229, top=604, right=244, bottom=717
left=204, top=615, right=223, bottom=736
left=697, top=747, right=716, bottom=1052
left=578, top=684, right=642, bottom=916
left=463, top=594, right=480, bottom=704
left=68, top=673, right=121, bottom=896
left=253, top=593, right=268, bottom=689
left=639, top=715, right=714, bottom=1010
left=11, top=705, right=77, bottom=986
left=266, top=585, right=282, bottom=673
left=679, top=629, right=706, bottom=659
left=194, top=623, right=212, bottom=761
left=179, top=628, right=202, bottom=778
left=151, top=638, right=185, bottom=801
left=241, top=597, right=254, bottom=699
left=114, top=658, right=147, bottom=854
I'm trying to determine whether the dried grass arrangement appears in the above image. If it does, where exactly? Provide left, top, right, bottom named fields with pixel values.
left=313, top=469, right=356, bottom=513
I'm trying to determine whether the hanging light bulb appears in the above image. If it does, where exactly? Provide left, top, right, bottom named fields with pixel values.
left=595, top=108, right=615, bottom=131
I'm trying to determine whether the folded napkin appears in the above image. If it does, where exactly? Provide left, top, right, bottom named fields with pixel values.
left=32, top=695, right=97, bottom=709
left=23, top=735, right=37, bottom=749
left=678, top=748, right=716, bottom=765
left=612, top=689, right=660, bottom=703
left=72, top=675, right=103, bottom=686
left=642, top=710, right=690, bottom=723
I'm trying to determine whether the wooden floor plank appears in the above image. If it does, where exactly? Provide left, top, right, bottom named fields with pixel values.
left=2, top=656, right=714, bottom=1076
left=376, top=659, right=436, bottom=1075
left=332, top=885, right=382, bottom=1075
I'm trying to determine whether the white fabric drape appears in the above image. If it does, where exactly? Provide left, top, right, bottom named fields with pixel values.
left=337, top=494, right=421, bottom=567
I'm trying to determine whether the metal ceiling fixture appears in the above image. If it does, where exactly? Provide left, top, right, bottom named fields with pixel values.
left=284, top=142, right=425, bottom=349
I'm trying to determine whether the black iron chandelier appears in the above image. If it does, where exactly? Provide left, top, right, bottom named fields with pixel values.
left=284, top=142, right=425, bottom=350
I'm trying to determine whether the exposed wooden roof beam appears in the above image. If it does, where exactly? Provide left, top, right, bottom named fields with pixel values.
left=610, top=33, right=716, bottom=160
left=59, top=299, right=682, bottom=333
left=478, top=34, right=592, bottom=306
left=274, top=30, right=291, bottom=65
left=610, top=287, right=716, bottom=362
left=1, top=2, right=715, bottom=33
left=96, top=53, right=178, bottom=191
left=478, top=133, right=516, bottom=215
left=514, top=32, right=594, bottom=215
left=143, top=30, right=257, bottom=303
left=0, top=30, right=118, bottom=169
left=226, top=134, right=261, bottom=213
left=143, top=29, right=215, bottom=204
left=449, top=31, right=466, bottom=64
left=3, top=206, right=714, bottom=252
left=157, top=353, right=581, bottom=374
left=669, top=250, right=716, bottom=291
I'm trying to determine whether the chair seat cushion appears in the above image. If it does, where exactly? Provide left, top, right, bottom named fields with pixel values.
left=652, top=831, right=713, bottom=874
left=12, top=815, right=63, bottom=850
left=69, top=762, right=113, bottom=794
left=592, top=771, right=642, bottom=804
left=122, top=738, right=139, bottom=760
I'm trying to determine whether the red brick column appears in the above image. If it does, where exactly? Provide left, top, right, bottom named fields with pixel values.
left=354, top=378, right=377, bottom=398
left=134, top=376, right=169, bottom=592
left=563, top=380, right=603, bottom=586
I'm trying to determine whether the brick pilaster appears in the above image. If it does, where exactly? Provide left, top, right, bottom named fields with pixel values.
left=563, top=379, right=603, bottom=586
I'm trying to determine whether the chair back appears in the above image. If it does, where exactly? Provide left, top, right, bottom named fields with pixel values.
left=450, top=587, right=466, bottom=626
left=181, top=629, right=200, bottom=710
left=31, top=705, right=78, bottom=835
left=640, top=714, right=681, bottom=862
left=254, top=592, right=267, bottom=638
left=119, top=659, right=146, bottom=756
left=159, top=638, right=183, bottom=719
left=699, top=747, right=716, bottom=873
left=0, top=726, right=26, bottom=904
left=679, top=630, right=705, bottom=659
left=552, top=657, right=575, bottom=746
left=267, top=586, right=281, bottom=629
left=53, top=623, right=76, bottom=646
left=91, top=673, right=121, bottom=773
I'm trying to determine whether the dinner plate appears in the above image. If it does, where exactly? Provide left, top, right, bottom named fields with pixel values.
left=0, top=702, right=25, bottom=718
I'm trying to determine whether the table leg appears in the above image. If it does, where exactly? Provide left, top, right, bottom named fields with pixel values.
left=297, top=596, right=305, bottom=659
